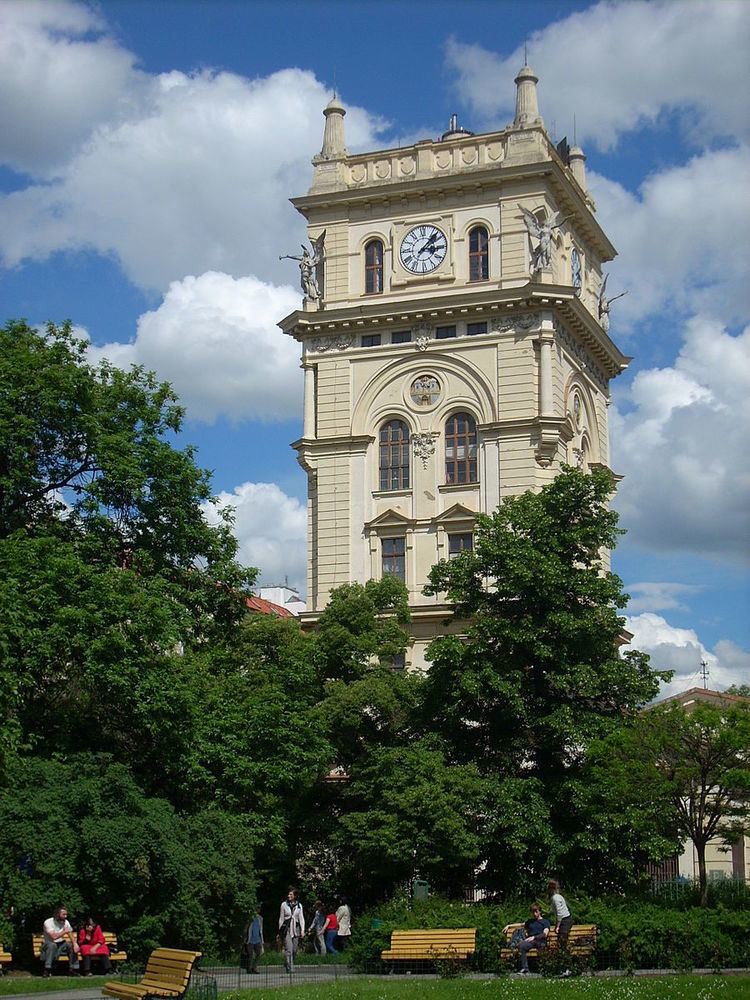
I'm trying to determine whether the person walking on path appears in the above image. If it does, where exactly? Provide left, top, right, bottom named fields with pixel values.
left=335, top=897, right=352, bottom=951
left=244, top=906, right=264, bottom=974
left=322, top=908, right=338, bottom=955
left=278, top=888, right=305, bottom=974
left=309, top=901, right=326, bottom=955
left=547, top=879, right=573, bottom=976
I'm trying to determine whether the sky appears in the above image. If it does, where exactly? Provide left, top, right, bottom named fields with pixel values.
left=0, top=0, right=748, bottom=698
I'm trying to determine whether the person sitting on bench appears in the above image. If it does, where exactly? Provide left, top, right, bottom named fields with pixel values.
left=42, top=907, right=80, bottom=977
left=78, top=917, right=112, bottom=976
left=503, top=903, right=550, bottom=975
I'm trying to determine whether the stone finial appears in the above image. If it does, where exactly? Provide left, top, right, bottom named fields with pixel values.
left=568, top=145, right=587, bottom=191
left=513, top=64, right=543, bottom=128
left=318, top=95, right=348, bottom=160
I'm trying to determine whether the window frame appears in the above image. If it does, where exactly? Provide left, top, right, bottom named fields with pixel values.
left=466, top=321, right=487, bottom=337
left=435, top=325, right=457, bottom=340
left=448, top=532, right=474, bottom=558
left=365, top=238, right=384, bottom=295
left=379, top=419, right=411, bottom=491
left=444, top=411, right=479, bottom=485
left=381, top=535, right=406, bottom=582
left=468, top=225, right=489, bottom=282
left=362, top=333, right=381, bottom=348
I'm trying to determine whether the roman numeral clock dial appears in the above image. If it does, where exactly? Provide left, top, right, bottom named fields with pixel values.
left=399, top=224, right=448, bottom=274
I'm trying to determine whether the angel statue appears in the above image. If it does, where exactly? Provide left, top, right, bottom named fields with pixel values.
left=598, top=273, right=628, bottom=333
left=517, top=205, right=569, bottom=275
left=280, top=231, right=326, bottom=302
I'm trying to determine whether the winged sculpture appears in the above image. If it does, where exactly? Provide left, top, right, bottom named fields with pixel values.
left=280, top=229, right=326, bottom=302
left=598, top=273, right=628, bottom=333
left=517, top=205, right=568, bottom=273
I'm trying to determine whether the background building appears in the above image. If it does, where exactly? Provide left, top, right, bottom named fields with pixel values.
left=280, top=66, right=629, bottom=669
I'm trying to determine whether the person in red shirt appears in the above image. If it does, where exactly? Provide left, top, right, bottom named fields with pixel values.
left=77, top=918, right=111, bottom=976
left=322, top=909, right=338, bottom=954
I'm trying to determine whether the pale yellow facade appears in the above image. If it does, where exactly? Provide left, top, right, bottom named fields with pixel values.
left=279, top=70, right=630, bottom=669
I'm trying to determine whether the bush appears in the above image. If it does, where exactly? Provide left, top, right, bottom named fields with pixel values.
left=351, top=894, right=750, bottom=972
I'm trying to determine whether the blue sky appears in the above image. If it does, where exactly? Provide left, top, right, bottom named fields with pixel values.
left=0, top=0, right=748, bottom=695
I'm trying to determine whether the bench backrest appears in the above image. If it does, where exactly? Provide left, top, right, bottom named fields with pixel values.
left=388, top=929, right=476, bottom=954
left=141, top=948, right=202, bottom=990
left=502, top=923, right=598, bottom=948
left=33, top=931, right=122, bottom=959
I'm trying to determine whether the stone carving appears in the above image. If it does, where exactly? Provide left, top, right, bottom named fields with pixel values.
left=598, top=273, right=628, bottom=333
left=280, top=230, right=326, bottom=302
left=490, top=312, right=540, bottom=333
left=308, top=333, right=353, bottom=353
left=556, top=324, right=608, bottom=391
left=572, top=446, right=585, bottom=468
left=412, top=321, right=432, bottom=351
left=517, top=205, right=569, bottom=274
left=410, top=375, right=441, bottom=407
left=412, top=431, right=440, bottom=468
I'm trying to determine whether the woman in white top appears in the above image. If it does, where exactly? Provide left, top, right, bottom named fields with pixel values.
left=335, top=896, right=352, bottom=950
left=547, top=880, right=572, bottom=950
left=278, top=888, right=305, bottom=973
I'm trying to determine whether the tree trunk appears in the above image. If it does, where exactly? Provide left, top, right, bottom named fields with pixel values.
left=696, top=840, right=709, bottom=907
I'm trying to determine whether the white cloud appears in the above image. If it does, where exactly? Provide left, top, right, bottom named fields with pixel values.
left=88, top=272, right=302, bottom=423
left=612, top=316, right=750, bottom=563
left=590, top=146, right=750, bottom=328
left=204, top=481, right=307, bottom=594
left=0, top=1, right=142, bottom=174
left=626, top=582, right=703, bottom=614
left=446, top=0, right=750, bottom=150
left=626, top=612, right=749, bottom=698
left=0, top=4, right=384, bottom=291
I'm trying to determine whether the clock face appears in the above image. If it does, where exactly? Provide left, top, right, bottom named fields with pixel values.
left=571, top=248, right=582, bottom=296
left=399, top=225, right=448, bottom=274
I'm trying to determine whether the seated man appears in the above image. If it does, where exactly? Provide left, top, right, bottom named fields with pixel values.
left=42, top=907, right=80, bottom=977
left=504, top=903, right=550, bottom=975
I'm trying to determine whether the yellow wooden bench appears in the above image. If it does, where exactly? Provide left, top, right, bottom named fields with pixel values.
left=381, top=928, right=477, bottom=963
left=500, top=923, right=597, bottom=964
left=0, top=943, right=12, bottom=972
left=33, top=932, right=128, bottom=967
left=103, top=948, right=201, bottom=1000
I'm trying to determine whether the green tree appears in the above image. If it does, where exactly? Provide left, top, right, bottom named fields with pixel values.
left=0, top=320, right=254, bottom=782
left=0, top=755, right=257, bottom=957
left=581, top=702, right=750, bottom=904
left=420, top=467, right=668, bottom=892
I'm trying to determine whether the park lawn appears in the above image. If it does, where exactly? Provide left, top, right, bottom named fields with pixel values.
left=220, top=975, right=750, bottom=1000
left=0, top=975, right=110, bottom=996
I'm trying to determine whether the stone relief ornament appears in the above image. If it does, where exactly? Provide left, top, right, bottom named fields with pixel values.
left=412, top=321, right=433, bottom=351
left=410, top=375, right=441, bottom=407
left=490, top=312, right=540, bottom=333
left=412, top=431, right=440, bottom=468
left=308, top=333, right=353, bottom=353
left=517, top=205, right=569, bottom=275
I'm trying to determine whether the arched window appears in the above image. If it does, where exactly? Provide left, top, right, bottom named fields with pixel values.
left=365, top=239, right=384, bottom=294
left=379, top=419, right=410, bottom=490
left=445, top=413, right=478, bottom=484
left=468, top=226, right=489, bottom=282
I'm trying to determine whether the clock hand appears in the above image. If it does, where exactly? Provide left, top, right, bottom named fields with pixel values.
left=420, top=235, right=438, bottom=255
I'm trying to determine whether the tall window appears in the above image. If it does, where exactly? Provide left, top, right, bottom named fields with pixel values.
left=382, top=536, right=406, bottom=582
left=365, top=239, right=384, bottom=294
left=379, top=419, right=410, bottom=490
left=445, top=412, right=478, bottom=484
left=469, top=226, right=489, bottom=281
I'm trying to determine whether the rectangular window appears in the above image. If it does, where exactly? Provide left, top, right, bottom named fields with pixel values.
left=382, top=536, right=406, bottom=582
left=448, top=533, right=473, bottom=558
left=390, top=651, right=406, bottom=670
left=392, top=330, right=411, bottom=344
left=467, top=322, right=487, bottom=337
left=362, top=334, right=381, bottom=348
left=435, top=325, right=457, bottom=340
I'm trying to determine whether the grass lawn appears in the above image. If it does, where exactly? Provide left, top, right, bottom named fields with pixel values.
left=0, top=976, right=110, bottom=996
left=219, top=976, right=750, bottom=1000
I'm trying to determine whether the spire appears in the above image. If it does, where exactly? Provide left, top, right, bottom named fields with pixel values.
left=513, top=63, right=543, bottom=128
left=318, top=95, right=348, bottom=160
left=568, top=144, right=587, bottom=191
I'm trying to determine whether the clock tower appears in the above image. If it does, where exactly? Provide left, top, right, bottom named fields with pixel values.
left=279, top=68, right=629, bottom=670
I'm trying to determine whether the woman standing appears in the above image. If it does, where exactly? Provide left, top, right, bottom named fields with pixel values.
left=335, top=896, right=352, bottom=951
left=322, top=908, right=338, bottom=955
left=309, top=901, right=326, bottom=955
left=278, top=888, right=305, bottom=974
left=547, top=880, right=573, bottom=975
